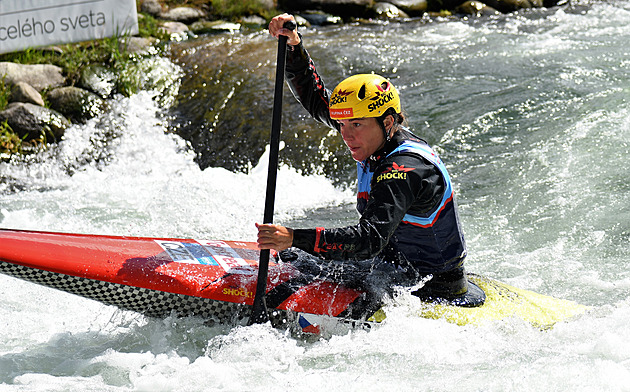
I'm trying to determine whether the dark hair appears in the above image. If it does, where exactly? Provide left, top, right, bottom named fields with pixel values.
left=377, top=108, right=406, bottom=134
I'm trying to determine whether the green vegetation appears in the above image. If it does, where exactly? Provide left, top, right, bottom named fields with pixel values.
left=0, top=77, right=8, bottom=111
left=0, top=78, right=17, bottom=155
left=0, top=121, right=20, bottom=156
left=137, top=13, right=168, bottom=39
left=0, top=1, right=274, bottom=156
left=0, top=13, right=173, bottom=156
left=209, top=0, right=276, bottom=20
left=164, top=0, right=277, bottom=21
left=0, top=13, right=168, bottom=95
left=0, top=121, right=50, bottom=157
left=1, top=38, right=122, bottom=89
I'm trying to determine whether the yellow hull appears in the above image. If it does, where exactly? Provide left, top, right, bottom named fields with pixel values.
left=416, top=274, right=588, bottom=328
left=294, top=275, right=588, bottom=335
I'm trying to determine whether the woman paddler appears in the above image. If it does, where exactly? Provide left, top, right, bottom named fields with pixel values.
left=257, top=13, right=484, bottom=308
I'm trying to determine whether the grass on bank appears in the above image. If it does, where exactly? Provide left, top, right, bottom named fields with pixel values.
left=0, top=1, right=272, bottom=107
left=0, top=13, right=171, bottom=156
left=165, top=0, right=278, bottom=20
left=0, top=121, right=21, bottom=155
left=0, top=13, right=167, bottom=96
left=0, top=1, right=276, bottom=156
left=0, top=77, right=7, bottom=110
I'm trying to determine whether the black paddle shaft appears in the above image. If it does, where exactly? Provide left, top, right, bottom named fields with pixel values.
left=250, top=20, right=296, bottom=325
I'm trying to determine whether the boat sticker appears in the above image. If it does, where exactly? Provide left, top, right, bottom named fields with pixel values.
left=298, top=313, right=322, bottom=335
left=155, top=240, right=219, bottom=266
left=197, top=240, right=256, bottom=275
left=222, top=287, right=255, bottom=300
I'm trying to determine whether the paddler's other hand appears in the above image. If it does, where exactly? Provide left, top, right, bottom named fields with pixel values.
left=268, top=13, right=300, bottom=46
left=256, top=223, right=294, bottom=251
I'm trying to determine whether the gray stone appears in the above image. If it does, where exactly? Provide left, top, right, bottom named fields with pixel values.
left=119, top=36, right=158, bottom=55
left=189, top=20, right=241, bottom=34
left=241, top=15, right=268, bottom=27
left=388, top=0, right=428, bottom=13
left=160, top=7, right=205, bottom=23
left=0, top=102, right=69, bottom=141
left=160, top=21, right=190, bottom=37
left=455, top=1, right=499, bottom=16
left=299, top=11, right=343, bottom=26
left=482, top=0, right=540, bottom=12
left=374, top=2, right=410, bottom=18
left=294, top=15, right=312, bottom=27
left=258, top=0, right=275, bottom=10
left=287, top=0, right=374, bottom=7
left=280, top=0, right=375, bottom=17
left=9, top=82, right=45, bottom=106
left=46, top=86, right=107, bottom=123
left=0, top=62, right=64, bottom=91
left=140, top=0, right=163, bottom=16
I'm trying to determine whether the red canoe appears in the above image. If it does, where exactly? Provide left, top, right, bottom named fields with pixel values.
left=0, top=228, right=376, bottom=334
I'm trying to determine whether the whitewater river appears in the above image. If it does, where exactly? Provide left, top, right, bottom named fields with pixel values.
left=2, top=1, right=630, bottom=390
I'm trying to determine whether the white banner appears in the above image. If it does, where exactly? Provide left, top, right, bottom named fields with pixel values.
left=0, top=0, right=139, bottom=54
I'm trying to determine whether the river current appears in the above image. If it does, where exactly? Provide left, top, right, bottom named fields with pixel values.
left=1, top=1, right=630, bottom=390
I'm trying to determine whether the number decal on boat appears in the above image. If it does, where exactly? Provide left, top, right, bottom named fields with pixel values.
left=155, top=240, right=256, bottom=275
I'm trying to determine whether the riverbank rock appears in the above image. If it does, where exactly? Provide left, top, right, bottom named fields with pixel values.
left=281, top=0, right=557, bottom=15
left=119, top=36, right=159, bottom=55
left=9, top=82, right=45, bottom=107
left=46, top=87, right=107, bottom=123
left=241, top=15, right=268, bottom=27
left=140, top=0, right=163, bottom=16
left=189, top=20, right=241, bottom=34
left=299, top=11, right=343, bottom=25
left=0, top=62, right=65, bottom=91
left=374, top=2, right=410, bottom=18
left=455, top=1, right=500, bottom=15
left=160, top=7, right=206, bottom=23
left=280, top=0, right=376, bottom=17
left=258, top=0, right=276, bottom=10
left=160, top=21, right=190, bottom=38
left=389, top=0, right=428, bottom=14
left=482, top=0, right=542, bottom=12
left=0, top=103, right=69, bottom=142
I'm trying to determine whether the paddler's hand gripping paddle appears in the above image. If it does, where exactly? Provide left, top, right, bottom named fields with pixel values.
left=250, top=20, right=297, bottom=325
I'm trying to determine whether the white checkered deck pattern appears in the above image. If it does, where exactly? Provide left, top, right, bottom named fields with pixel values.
left=0, top=260, right=258, bottom=322
left=0, top=260, right=371, bottom=334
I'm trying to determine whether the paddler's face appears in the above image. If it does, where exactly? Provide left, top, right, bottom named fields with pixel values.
left=337, top=117, right=385, bottom=162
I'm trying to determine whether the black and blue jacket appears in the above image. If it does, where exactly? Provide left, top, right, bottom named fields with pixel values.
left=286, top=40, right=467, bottom=277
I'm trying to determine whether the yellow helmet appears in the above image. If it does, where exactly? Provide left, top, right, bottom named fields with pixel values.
left=329, top=74, right=401, bottom=120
